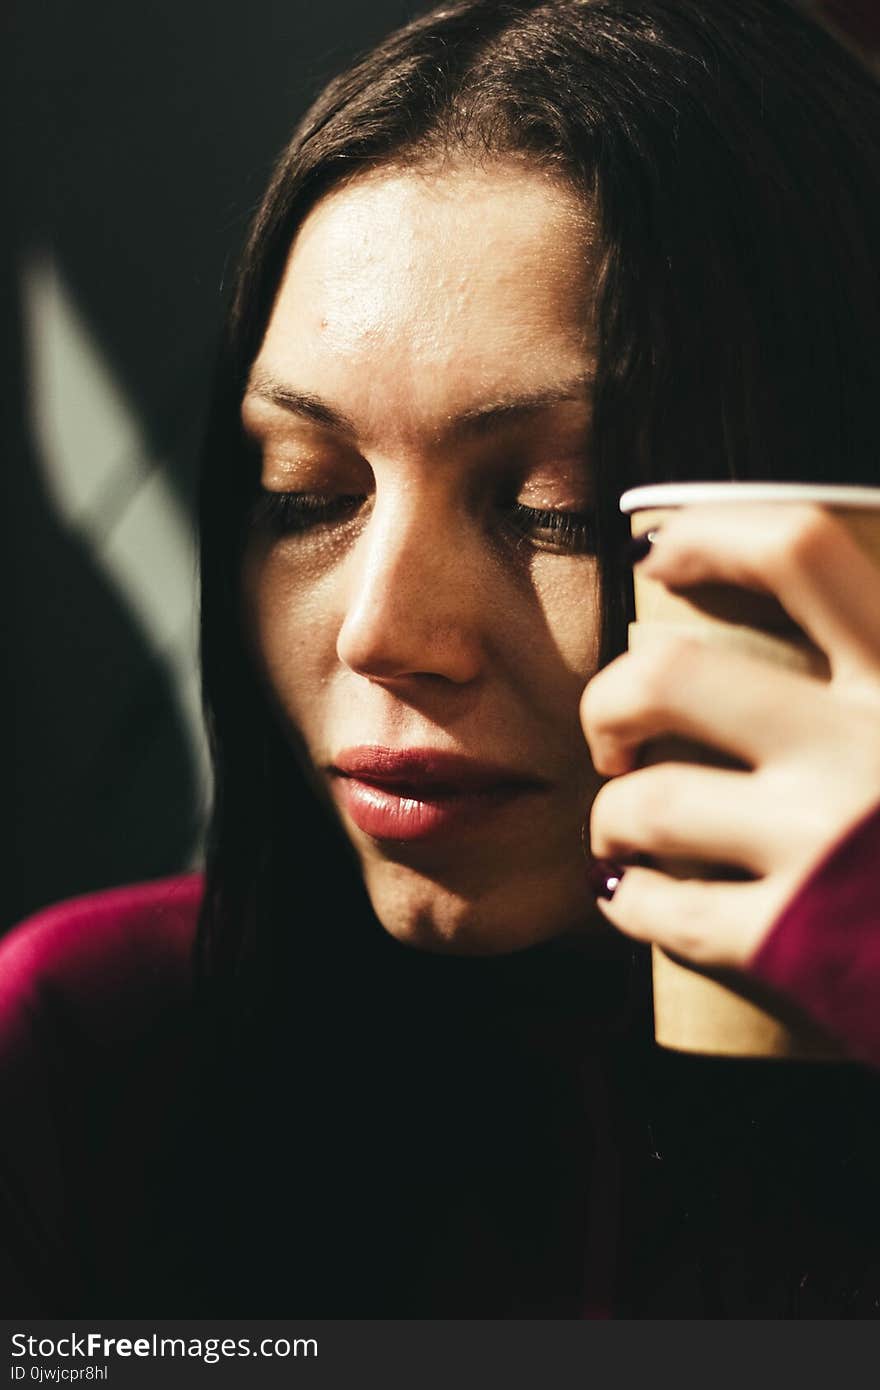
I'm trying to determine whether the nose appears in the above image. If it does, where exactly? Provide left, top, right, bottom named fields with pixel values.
left=335, top=486, right=485, bottom=686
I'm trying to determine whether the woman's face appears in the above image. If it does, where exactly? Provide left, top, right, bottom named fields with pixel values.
left=242, top=164, right=605, bottom=955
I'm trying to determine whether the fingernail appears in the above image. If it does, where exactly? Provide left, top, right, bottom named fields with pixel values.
left=621, top=531, right=657, bottom=566
left=586, top=858, right=626, bottom=902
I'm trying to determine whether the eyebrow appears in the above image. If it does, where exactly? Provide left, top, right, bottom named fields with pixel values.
left=244, top=369, right=593, bottom=444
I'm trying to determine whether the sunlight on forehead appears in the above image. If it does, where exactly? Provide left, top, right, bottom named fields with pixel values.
left=250, top=165, right=597, bottom=452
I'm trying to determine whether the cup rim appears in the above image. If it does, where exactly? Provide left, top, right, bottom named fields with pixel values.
left=620, top=482, right=880, bottom=513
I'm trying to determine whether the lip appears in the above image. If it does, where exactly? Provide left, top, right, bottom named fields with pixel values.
left=328, top=746, right=547, bottom=842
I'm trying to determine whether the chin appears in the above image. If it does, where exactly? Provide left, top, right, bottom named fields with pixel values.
left=362, top=860, right=591, bottom=957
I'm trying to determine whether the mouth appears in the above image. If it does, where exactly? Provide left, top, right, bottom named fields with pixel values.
left=327, top=746, right=548, bottom=843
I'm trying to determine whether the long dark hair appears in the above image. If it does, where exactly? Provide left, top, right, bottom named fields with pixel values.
left=189, top=0, right=880, bottom=1316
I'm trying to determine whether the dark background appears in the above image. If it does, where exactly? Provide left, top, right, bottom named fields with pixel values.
left=5, top=0, right=413, bottom=928
left=4, top=0, right=876, bottom=930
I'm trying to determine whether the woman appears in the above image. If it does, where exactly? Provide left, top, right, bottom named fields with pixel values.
left=3, top=0, right=880, bottom=1317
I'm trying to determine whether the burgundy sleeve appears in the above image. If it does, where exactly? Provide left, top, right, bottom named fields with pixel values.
left=747, top=802, right=880, bottom=1069
left=0, top=876, right=200, bottom=1313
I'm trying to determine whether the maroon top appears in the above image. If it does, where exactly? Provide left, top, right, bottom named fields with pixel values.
left=748, top=802, right=880, bottom=1068
left=2, top=804, right=879, bottom=1316
left=0, top=877, right=200, bottom=1313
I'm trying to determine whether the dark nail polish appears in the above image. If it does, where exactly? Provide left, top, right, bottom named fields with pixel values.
left=586, top=858, right=626, bottom=902
left=622, top=532, right=655, bottom=566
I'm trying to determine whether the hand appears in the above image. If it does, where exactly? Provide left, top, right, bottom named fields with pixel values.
left=580, top=504, right=880, bottom=969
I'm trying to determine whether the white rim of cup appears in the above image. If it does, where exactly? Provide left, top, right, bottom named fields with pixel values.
left=620, top=482, right=880, bottom=513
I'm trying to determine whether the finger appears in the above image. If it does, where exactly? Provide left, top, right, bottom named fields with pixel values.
left=594, top=864, right=774, bottom=968
left=590, top=763, right=771, bottom=873
left=581, top=632, right=826, bottom=775
left=637, top=504, right=880, bottom=681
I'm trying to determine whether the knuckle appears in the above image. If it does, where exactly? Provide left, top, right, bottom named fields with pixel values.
left=664, top=882, right=712, bottom=960
left=632, top=767, right=677, bottom=834
left=588, top=779, right=618, bottom=845
left=583, top=637, right=706, bottom=760
left=591, top=769, right=678, bottom=855
left=633, top=635, right=702, bottom=716
left=579, top=674, right=605, bottom=731
left=777, top=505, right=836, bottom=569
left=587, top=788, right=606, bottom=845
left=581, top=657, right=632, bottom=734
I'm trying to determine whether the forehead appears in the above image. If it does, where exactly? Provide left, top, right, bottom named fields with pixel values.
left=252, top=165, right=596, bottom=442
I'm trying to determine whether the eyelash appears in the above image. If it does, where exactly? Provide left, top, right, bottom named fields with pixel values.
left=506, top=502, right=596, bottom=554
left=249, top=490, right=596, bottom=555
left=249, top=491, right=364, bottom=539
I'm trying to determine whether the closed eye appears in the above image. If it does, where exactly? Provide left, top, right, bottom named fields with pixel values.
left=249, top=490, right=366, bottom=536
left=504, top=502, right=596, bottom=554
left=249, top=489, right=596, bottom=555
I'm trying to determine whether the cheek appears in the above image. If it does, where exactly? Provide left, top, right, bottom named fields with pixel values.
left=530, top=557, right=602, bottom=677
left=243, top=542, right=602, bottom=755
left=242, top=546, right=338, bottom=723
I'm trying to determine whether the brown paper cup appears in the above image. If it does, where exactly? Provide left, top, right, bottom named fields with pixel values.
left=620, top=482, right=880, bottom=1059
